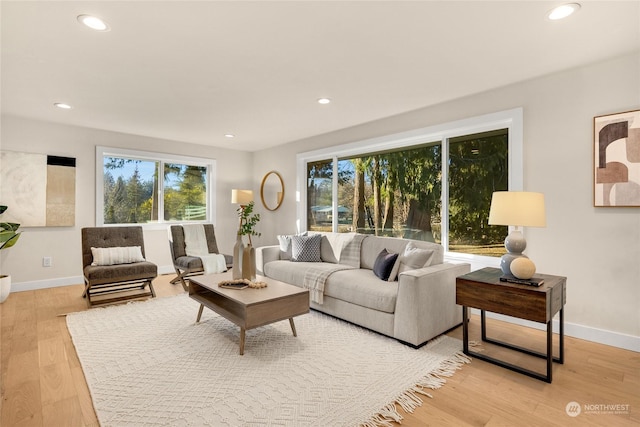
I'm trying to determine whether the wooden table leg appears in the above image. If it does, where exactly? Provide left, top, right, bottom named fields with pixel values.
left=196, top=304, right=204, bottom=323
left=289, top=318, right=297, bottom=337
left=239, top=328, right=246, bottom=355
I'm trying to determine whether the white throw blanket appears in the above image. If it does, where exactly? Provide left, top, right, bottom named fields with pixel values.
left=303, top=264, right=354, bottom=304
left=182, top=224, right=226, bottom=274
left=338, top=233, right=366, bottom=267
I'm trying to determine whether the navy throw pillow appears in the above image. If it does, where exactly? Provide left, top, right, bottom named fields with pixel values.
left=373, top=248, right=399, bottom=280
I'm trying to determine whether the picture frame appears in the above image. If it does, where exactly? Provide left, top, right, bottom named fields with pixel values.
left=593, top=109, right=640, bottom=207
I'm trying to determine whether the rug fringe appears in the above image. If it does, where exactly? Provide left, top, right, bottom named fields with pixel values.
left=361, top=347, right=471, bottom=427
left=469, top=340, right=484, bottom=351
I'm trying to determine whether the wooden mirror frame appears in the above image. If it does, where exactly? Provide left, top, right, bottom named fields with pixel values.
left=260, top=171, right=284, bottom=211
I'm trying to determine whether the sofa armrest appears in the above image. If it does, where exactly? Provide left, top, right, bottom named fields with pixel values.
left=256, top=245, right=281, bottom=275
left=393, top=262, right=471, bottom=346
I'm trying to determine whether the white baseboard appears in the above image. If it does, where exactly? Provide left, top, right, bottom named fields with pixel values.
left=9, top=264, right=176, bottom=292
left=11, top=275, right=85, bottom=292
left=471, top=309, right=639, bottom=353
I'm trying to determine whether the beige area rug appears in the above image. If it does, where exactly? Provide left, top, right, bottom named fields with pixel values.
left=66, top=294, right=469, bottom=427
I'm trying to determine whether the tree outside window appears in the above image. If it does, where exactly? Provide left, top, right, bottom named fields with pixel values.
left=102, top=155, right=210, bottom=225
left=304, top=129, right=509, bottom=257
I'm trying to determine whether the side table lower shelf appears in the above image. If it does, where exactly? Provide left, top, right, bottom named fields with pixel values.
left=462, top=307, right=564, bottom=383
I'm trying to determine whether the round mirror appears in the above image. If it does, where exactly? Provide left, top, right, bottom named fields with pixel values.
left=260, top=171, right=284, bottom=211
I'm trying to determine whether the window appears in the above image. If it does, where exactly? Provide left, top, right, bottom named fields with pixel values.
left=297, top=108, right=522, bottom=262
left=97, top=147, right=216, bottom=227
left=447, top=130, right=508, bottom=257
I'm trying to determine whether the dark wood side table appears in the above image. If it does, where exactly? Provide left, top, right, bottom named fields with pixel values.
left=456, top=267, right=566, bottom=383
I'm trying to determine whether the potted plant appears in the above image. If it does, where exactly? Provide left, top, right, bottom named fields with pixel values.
left=0, top=205, right=21, bottom=303
left=237, top=201, right=261, bottom=246
left=235, top=201, right=260, bottom=280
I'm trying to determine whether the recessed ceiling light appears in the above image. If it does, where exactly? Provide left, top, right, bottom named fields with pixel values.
left=547, top=3, right=581, bottom=20
left=317, top=98, right=331, bottom=105
left=54, top=103, right=72, bottom=110
left=77, top=14, right=110, bottom=31
left=224, top=134, right=235, bottom=138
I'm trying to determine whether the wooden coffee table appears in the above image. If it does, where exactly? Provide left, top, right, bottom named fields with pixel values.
left=188, top=271, right=309, bottom=355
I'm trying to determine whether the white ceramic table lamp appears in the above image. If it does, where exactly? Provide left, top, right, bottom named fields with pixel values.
left=488, top=191, right=546, bottom=278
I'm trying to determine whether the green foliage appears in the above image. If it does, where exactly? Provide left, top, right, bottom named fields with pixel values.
left=448, top=132, right=508, bottom=244
left=0, top=205, right=21, bottom=250
left=103, top=158, right=207, bottom=224
left=310, top=129, right=509, bottom=252
left=237, top=201, right=261, bottom=238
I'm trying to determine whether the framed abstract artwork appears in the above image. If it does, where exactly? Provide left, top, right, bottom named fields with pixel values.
left=593, top=109, right=640, bottom=207
left=0, top=151, right=76, bottom=226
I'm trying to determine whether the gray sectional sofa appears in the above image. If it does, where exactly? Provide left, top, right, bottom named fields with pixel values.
left=256, top=232, right=470, bottom=347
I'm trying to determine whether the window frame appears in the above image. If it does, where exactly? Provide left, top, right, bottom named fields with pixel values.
left=96, top=146, right=217, bottom=229
left=296, top=108, right=523, bottom=268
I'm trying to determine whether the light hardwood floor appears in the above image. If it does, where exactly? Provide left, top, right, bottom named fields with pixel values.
left=1, top=275, right=638, bottom=426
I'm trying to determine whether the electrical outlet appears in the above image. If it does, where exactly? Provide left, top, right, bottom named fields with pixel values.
left=43, top=256, right=52, bottom=267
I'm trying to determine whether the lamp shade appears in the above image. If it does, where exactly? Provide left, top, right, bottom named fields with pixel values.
left=231, top=189, right=253, bottom=205
left=488, top=191, right=546, bottom=227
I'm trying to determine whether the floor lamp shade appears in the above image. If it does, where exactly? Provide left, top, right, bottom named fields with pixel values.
left=488, top=192, right=546, bottom=277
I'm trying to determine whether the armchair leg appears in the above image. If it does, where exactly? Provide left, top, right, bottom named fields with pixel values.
left=82, top=281, right=90, bottom=298
left=171, top=268, right=189, bottom=291
left=148, top=280, right=156, bottom=298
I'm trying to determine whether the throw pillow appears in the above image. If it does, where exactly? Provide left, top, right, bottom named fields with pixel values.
left=291, top=234, right=322, bottom=262
left=277, top=232, right=307, bottom=260
left=388, top=242, right=435, bottom=281
left=372, top=248, right=399, bottom=281
left=91, top=246, right=145, bottom=266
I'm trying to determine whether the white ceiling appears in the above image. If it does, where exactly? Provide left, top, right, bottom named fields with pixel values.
left=2, top=1, right=639, bottom=152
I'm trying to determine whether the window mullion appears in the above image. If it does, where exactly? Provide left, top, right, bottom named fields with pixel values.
left=332, top=156, right=339, bottom=233
left=158, top=161, right=165, bottom=223
left=441, top=137, right=449, bottom=252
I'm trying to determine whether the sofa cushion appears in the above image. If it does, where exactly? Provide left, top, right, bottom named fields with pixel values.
left=291, top=234, right=322, bottom=262
left=372, top=249, right=398, bottom=281
left=388, top=242, right=436, bottom=281
left=360, top=236, right=410, bottom=269
left=264, top=260, right=397, bottom=313
left=309, top=232, right=364, bottom=266
left=325, top=269, right=398, bottom=313
left=84, top=261, right=157, bottom=285
left=277, top=232, right=307, bottom=260
left=264, top=260, right=341, bottom=286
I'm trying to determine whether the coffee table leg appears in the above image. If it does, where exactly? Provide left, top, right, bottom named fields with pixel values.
left=239, top=328, right=246, bottom=356
left=196, top=304, right=204, bottom=323
left=289, top=318, right=297, bottom=337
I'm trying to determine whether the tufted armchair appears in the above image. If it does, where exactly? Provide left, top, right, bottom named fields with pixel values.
left=81, top=226, right=157, bottom=307
left=168, top=224, right=232, bottom=291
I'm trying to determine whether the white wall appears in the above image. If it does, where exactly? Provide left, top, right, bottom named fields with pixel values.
left=252, top=53, right=640, bottom=349
left=0, top=116, right=253, bottom=286
left=2, top=53, right=638, bottom=350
